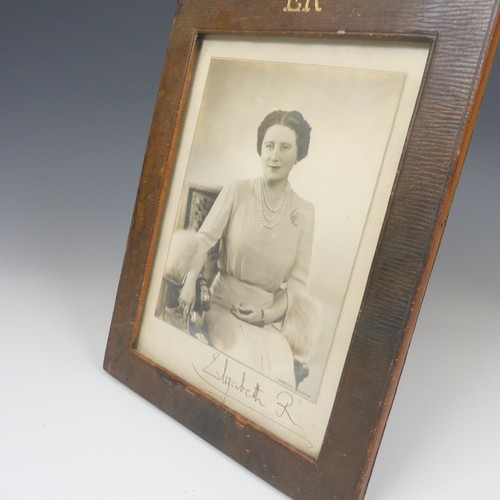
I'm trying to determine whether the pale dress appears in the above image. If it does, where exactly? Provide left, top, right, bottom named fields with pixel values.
left=193, top=178, right=315, bottom=387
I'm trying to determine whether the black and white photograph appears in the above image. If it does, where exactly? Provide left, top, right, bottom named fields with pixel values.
left=137, top=36, right=430, bottom=456
left=155, top=108, right=319, bottom=393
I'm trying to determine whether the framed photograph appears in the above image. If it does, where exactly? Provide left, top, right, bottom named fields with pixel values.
left=104, top=1, right=499, bottom=498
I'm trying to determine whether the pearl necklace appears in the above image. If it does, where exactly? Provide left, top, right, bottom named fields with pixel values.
left=258, top=177, right=290, bottom=229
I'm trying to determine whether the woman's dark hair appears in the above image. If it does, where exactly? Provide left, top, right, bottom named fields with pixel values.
left=257, top=110, right=312, bottom=162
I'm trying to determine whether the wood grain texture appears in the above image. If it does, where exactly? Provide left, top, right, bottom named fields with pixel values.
left=104, top=1, right=499, bottom=498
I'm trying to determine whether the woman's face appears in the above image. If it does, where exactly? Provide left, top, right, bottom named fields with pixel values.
left=260, top=124, right=298, bottom=184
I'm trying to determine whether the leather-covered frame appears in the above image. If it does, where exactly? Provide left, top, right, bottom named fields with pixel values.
left=104, top=1, right=499, bottom=498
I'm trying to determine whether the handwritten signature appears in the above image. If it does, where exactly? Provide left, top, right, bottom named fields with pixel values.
left=193, top=353, right=304, bottom=427
left=192, top=352, right=313, bottom=449
left=197, top=352, right=266, bottom=406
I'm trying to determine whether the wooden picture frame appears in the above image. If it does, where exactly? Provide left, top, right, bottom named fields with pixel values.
left=104, top=1, right=499, bottom=498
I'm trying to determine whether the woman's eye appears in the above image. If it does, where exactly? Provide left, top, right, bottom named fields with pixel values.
left=265, top=143, right=274, bottom=150
left=281, top=144, right=291, bottom=151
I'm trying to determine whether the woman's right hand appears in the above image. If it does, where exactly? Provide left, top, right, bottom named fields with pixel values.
left=178, top=280, right=196, bottom=329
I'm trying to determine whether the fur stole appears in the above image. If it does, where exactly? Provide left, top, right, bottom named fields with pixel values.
left=282, top=291, right=322, bottom=360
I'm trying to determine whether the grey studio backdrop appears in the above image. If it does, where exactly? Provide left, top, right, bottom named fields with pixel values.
left=1, top=3, right=498, bottom=499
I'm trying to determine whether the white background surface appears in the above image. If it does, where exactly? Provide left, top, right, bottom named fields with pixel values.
left=1, top=3, right=498, bottom=499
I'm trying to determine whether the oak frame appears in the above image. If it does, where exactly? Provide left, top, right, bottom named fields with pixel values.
left=104, top=1, right=499, bottom=498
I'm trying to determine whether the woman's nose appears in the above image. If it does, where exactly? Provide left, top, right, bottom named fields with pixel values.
left=270, top=148, right=279, bottom=160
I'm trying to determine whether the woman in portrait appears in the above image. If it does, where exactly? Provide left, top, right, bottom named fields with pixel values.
left=164, top=110, right=318, bottom=388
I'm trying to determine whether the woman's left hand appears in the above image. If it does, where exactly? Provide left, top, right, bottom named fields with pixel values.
left=231, top=303, right=263, bottom=327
